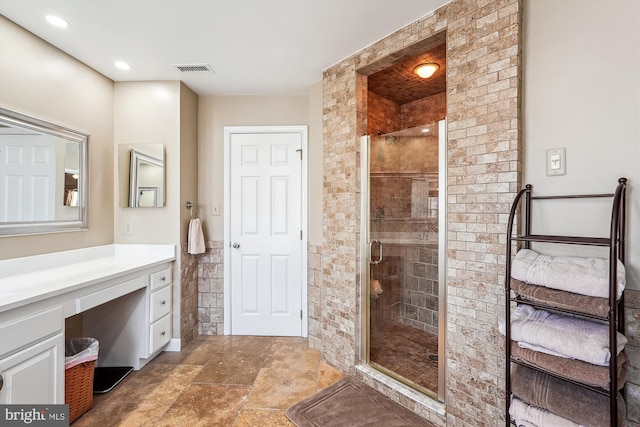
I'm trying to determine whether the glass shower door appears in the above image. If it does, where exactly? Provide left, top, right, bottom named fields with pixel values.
left=360, top=121, right=446, bottom=402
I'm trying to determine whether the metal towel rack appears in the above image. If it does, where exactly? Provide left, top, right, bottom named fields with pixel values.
left=186, top=201, right=199, bottom=219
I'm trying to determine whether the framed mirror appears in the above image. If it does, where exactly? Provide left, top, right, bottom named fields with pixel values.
left=118, top=144, right=165, bottom=208
left=0, top=107, right=89, bottom=236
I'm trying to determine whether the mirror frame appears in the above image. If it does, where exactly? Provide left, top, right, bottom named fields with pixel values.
left=0, top=107, right=89, bottom=236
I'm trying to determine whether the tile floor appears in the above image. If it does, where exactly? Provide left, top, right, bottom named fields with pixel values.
left=73, top=336, right=344, bottom=426
left=370, top=323, right=438, bottom=393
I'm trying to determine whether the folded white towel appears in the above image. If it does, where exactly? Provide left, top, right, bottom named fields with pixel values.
left=510, top=396, right=584, bottom=427
left=511, top=249, right=625, bottom=299
left=188, top=218, right=206, bottom=255
left=499, top=305, right=627, bottom=366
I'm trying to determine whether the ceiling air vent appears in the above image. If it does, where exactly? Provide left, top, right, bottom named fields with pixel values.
left=174, top=63, right=215, bottom=73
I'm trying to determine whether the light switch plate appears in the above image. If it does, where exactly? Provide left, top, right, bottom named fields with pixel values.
left=546, top=148, right=566, bottom=176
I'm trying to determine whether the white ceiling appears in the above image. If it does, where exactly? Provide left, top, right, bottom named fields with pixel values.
left=0, top=0, right=450, bottom=96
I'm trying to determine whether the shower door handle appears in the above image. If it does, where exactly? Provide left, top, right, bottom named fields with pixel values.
left=369, top=240, right=383, bottom=265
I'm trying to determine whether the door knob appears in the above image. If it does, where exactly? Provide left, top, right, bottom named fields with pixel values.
left=232, top=242, right=240, bottom=249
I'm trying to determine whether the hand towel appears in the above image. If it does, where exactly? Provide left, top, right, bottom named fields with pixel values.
left=188, top=218, right=206, bottom=255
left=511, top=249, right=625, bottom=299
left=499, top=304, right=627, bottom=366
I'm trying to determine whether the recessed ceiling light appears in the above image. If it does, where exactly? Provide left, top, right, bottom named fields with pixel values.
left=114, top=61, right=131, bottom=70
left=422, top=128, right=430, bottom=133
left=45, top=15, right=69, bottom=28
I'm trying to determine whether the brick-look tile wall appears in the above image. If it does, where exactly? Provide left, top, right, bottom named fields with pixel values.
left=625, top=289, right=640, bottom=425
left=401, top=92, right=447, bottom=129
left=368, top=90, right=446, bottom=137
left=197, top=241, right=225, bottom=335
left=317, top=1, right=522, bottom=425
left=444, top=0, right=522, bottom=424
left=308, top=243, right=323, bottom=351
left=367, top=90, right=401, bottom=136
left=180, top=245, right=199, bottom=347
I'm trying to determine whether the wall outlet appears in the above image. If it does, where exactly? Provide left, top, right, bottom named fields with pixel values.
left=546, top=148, right=566, bottom=176
left=124, top=222, right=134, bottom=235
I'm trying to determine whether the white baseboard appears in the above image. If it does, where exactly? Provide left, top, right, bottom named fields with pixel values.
left=163, top=338, right=181, bottom=352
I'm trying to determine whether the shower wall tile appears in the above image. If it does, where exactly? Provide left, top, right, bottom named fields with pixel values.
left=402, top=244, right=439, bottom=331
left=401, top=92, right=447, bottom=129
left=367, top=90, right=401, bottom=136
left=371, top=253, right=404, bottom=333
left=318, top=0, right=522, bottom=424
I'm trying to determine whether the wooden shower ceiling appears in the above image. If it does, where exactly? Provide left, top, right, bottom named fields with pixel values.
left=367, top=42, right=446, bottom=105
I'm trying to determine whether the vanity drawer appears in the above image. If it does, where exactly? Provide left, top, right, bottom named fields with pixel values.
left=149, top=314, right=171, bottom=354
left=0, top=306, right=63, bottom=358
left=149, top=285, right=172, bottom=323
left=76, top=276, right=145, bottom=313
left=150, top=267, right=172, bottom=291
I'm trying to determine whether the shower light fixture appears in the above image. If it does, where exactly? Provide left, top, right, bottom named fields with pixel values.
left=413, top=63, right=439, bottom=79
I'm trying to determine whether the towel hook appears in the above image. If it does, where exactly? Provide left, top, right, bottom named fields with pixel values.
left=186, top=201, right=199, bottom=219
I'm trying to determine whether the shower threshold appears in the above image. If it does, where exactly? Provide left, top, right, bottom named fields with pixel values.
left=369, top=361, right=439, bottom=401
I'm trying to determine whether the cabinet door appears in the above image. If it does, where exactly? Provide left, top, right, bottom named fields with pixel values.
left=0, top=333, right=64, bottom=404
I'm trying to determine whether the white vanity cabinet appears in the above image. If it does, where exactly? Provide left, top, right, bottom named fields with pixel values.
left=148, top=267, right=172, bottom=356
left=0, top=306, right=65, bottom=404
left=0, top=244, right=176, bottom=403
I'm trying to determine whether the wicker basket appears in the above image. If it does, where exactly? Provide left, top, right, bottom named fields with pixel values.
left=65, top=360, right=96, bottom=423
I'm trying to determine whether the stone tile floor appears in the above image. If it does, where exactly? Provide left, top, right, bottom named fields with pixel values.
left=73, top=336, right=344, bottom=426
left=370, top=323, right=438, bottom=393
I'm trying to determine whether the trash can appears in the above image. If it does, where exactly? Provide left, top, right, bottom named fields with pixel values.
left=64, top=337, right=99, bottom=423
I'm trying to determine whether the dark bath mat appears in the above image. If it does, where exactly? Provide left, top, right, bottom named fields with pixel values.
left=286, top=376, right=435, bottom=426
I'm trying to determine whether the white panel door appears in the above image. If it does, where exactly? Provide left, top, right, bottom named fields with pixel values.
left=0, top=134, right=56, bottom=222
left=230, top=131, right=302, bottom=336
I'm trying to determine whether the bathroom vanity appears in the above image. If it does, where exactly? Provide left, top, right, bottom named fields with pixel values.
left=0, top=244, right=175, bottom=404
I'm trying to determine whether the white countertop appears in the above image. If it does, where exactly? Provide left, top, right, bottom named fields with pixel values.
left=0, top=244, right=175, bottom=313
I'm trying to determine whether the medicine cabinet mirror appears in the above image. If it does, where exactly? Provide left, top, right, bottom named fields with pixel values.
left=0, top=107, right=89, bottom=236
left=118, top=143, right=165, bottom=208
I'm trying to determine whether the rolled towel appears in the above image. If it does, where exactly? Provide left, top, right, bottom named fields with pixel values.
left=511, top=249, right=625, bottom=299
left=500, top=305, right=627, bottom=366
left=511, top=364, right=627, bottom=427
left=509, top=396, right=584, bottom=427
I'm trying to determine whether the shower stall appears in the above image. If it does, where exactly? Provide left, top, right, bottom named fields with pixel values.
left=360, top=120, right=446, bottom=402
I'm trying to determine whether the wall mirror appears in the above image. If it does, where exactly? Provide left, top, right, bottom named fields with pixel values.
left=0, top=107, right=89, bottom=236
left=118, top=143, right=165, bottom=208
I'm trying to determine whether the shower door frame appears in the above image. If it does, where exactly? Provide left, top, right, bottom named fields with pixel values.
left=358, top=119, right=447, bottom=403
